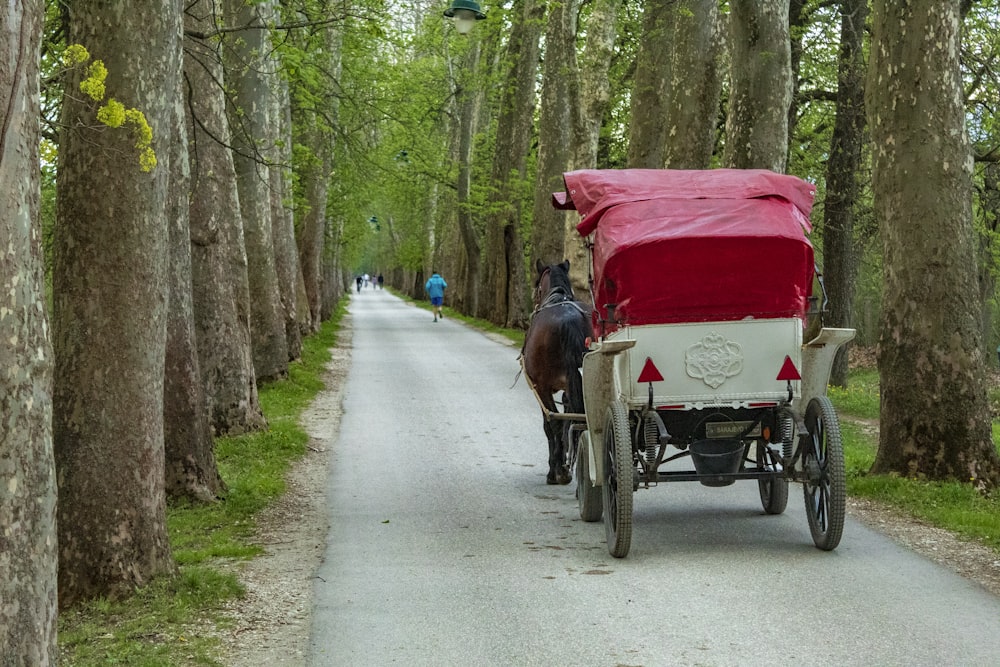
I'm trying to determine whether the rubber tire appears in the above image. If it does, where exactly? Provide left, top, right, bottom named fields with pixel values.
left=602, top=402, right=634, bottom=558
left=576, top=432, right=603, bottom=522
left=757, top=442, right=789, bottom=515
left=802, top=396, right=846, bottom=551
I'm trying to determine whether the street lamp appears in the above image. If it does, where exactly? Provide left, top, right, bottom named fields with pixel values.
left=444, top=0, right=486, bottom=35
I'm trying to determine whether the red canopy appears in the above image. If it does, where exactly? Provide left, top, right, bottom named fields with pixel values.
left=554, top=169, right=816, bottom=329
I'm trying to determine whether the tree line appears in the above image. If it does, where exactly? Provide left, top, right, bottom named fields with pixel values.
left=1, top=0, right=998, bottom=662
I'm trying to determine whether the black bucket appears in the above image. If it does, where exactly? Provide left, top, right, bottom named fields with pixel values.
left=689, top=439, right=745, bottom=487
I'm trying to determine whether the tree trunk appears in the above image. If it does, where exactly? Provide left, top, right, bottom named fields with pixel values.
left=724, top=0, right=793, bottom=171
left=297, top=126, right=330, bottom=331
left=452, top=42, right=483, bottom=317
left=164, top=41, right=226, bottom=504
left=0, top=0, right=58, bottom=658
left=224, top=0, right=288, bottom=382
left=531, top=0, right=582, bottom=274
left=663, top=0, right=722, bottom=169
left=823, top=0, right=868, bottom=387
left=569, top=0, right=622, bottom=299
left=627, top=0, right=674, bottom=168
left=480, top=0, right=544, bottom=327
left=867, top=0, right=1000, bottom=486
left=786, top=0, right=807, bottom=160
left=185, top=0, right=265, bottom=436
left=296, top=24, right=343, bottom=332
left=269, top=76, right=303, bottom=360
left=54, top=0, right=178, bottom=607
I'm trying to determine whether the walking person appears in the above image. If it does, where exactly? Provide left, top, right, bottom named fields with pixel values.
left=425, top=270, right=447, bottom=322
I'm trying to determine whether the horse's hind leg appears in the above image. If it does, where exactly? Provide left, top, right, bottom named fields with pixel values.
left=544, top=417, right=561, bottom=484
left=545, top=416, right=571, bottom=486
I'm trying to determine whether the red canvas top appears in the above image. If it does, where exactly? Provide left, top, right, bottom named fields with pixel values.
left=553, top=169, right=816, bottom=330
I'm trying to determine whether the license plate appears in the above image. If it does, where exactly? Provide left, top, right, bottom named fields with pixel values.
left=705, top=421, right=760, bottom=439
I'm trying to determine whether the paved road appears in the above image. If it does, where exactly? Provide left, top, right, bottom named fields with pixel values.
left=308, top=289, right=1000, bottom=666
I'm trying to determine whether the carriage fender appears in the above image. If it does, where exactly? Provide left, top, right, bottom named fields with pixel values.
left=794, top=328, right=856, bottom=413
left=582, top=338, right=636, bottom=485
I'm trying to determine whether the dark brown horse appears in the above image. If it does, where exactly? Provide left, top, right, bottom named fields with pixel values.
left=522, top=260, right=592, bottom=484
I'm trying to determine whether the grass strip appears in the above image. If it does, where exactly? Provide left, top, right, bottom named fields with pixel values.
left=58, top=298, right=346, bottom=667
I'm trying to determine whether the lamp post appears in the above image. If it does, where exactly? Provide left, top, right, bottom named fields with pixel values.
left=444, top=0, right=486, bottom=35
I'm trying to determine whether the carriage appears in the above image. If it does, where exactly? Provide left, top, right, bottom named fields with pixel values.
left=548, top=168, right=855, bottom=558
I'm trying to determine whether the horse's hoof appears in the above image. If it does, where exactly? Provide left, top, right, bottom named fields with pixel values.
left=558, top=474, right=572, bottom=485
left=546, top=475, right=559, bottom=485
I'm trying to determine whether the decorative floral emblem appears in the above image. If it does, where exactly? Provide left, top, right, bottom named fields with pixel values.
left=685, top=333, right=743, bottom=389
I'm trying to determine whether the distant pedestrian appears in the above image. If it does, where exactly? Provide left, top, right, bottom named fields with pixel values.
left=377, top=274, right=384, bottom=289
left=355, top=275, right=362, bottom=293
left=424, top=270, right=447, bottom=322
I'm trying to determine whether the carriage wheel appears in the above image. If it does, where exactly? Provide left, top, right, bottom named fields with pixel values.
left=802, top=396, right=846, bottom=551
left=756, top=441, right=789, bottom=515
left=576, top=432, right=602, bottom=522
left=602, top=402, right=633, bottom=558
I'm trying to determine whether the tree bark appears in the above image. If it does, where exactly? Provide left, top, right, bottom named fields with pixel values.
left=531, top=0, right=582, bottom=276
left=823, top=0, right=868, bottom=387
left=224, top=0, right=289, bottom=382
left=164, top=35, right=226, bottom=503
left=296, top=24, right=342, bottom=332
left=663, top=0, right=722, bottom=169
left=453, top=47, right=482, bottom=318
left=627, top=0, right=674, bottom=168
left=0, top=0, right=58, bottom=658
left=867, top=0, right=1000, bottom=486
left=269, top=75, right=303, bottom=360
left=569, top=0, right=622, bottom=299
left=185, top=0, right=265, bottom=435
left=724, top=0, right=793, bottom=171
left=480, top=0, right=544, bottom=327
left=54, top=0, right=178, bottom=607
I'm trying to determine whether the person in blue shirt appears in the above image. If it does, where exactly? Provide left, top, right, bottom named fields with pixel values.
left=425, top=270, right=447, bottom=322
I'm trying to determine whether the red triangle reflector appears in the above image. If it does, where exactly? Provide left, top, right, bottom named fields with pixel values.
left=638, top=357, right=664, bottom=383
left=776, top=356, right=801, bottom=381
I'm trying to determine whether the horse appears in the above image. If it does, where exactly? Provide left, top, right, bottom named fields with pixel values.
left=521, top=259, right=593, bottom=485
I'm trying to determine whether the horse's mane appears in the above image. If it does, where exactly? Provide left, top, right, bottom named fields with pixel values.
left=540, top=262, right=576, bottom=299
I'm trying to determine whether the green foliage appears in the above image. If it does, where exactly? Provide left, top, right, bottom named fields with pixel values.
left=58, top=303, right=347, bottom=666
left=58, top=43, right=158, bottom=172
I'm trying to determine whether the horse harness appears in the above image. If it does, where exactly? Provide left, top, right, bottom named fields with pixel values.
left=532, top=286, right=589, bottom=318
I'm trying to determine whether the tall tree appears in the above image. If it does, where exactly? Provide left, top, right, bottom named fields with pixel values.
left=450, top=40, right=483, bottom=316
left=531, top=0, right=582, bottom=272
left=0, top=0, right=58, bottom=657
left=293, top=21, right=342, bottom=332
left=164, top=32, right=225, bottom=503
left=663, top=0, right=721, bottom=169
left=224, top=0, right=289, bottom=381
left=867, top=0, right=1000, bottom=486
left=626, top=0, right=674, bottom=168
left=823, top=0, right=868, bottom=387
left=724, top=0, right=793, bottom=171
left=269, top=74, right=303, bottom=360
left=568, top=0, right=622, bottom=296
left=54, top=0, right=179, bottom=606
left=184, top=0, right=266, bottom=435
left=480, top=0, right=544, bottom=327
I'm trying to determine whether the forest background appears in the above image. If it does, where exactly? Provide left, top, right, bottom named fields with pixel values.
left=2, top=0, right=1000, bottom=663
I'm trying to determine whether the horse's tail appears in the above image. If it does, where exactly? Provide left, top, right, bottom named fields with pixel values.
left=561, top=313, right=588, bottom=414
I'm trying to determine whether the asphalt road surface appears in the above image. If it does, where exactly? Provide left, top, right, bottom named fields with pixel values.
left=308, top=289, right=1000, bottom=666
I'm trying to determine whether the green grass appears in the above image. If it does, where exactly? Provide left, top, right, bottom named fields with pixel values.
left=830, top=365, right=1000, bottom=553
left=58, top=299, right=347, bottom=667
